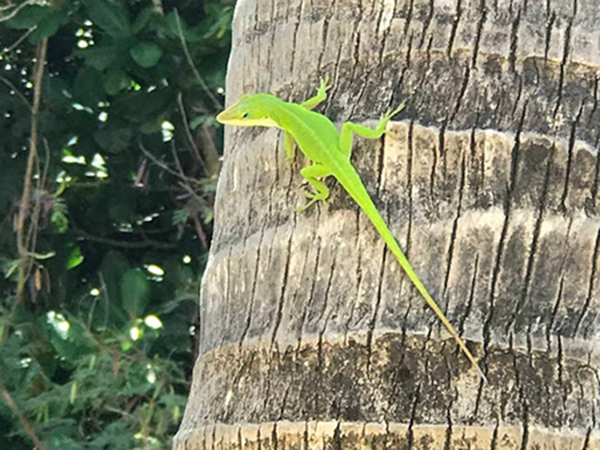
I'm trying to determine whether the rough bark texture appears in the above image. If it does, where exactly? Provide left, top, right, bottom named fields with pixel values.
left=175, top=0, right=600, bottom=448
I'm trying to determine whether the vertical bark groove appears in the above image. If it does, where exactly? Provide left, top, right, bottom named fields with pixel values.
left=176, top=0, right=600, bottom=448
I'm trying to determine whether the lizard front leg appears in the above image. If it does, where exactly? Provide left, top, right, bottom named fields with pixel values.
left=286, top=78, right=331, bottom=159
left=297, top=163, right=332, bottom=212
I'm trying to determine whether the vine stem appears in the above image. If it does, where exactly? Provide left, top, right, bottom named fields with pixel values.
left=0, top=379, right=49, bottom=450
left=15, top=38, right=48, bottom=303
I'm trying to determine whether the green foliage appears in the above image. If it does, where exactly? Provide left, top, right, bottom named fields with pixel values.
left=121, top=269, right=150, bottom=317
left=130, top=42, right=163, bottom=68
left=0, top=0, right=232, bottom=448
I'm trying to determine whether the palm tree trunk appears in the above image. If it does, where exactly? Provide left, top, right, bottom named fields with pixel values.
left=175, top=0, right=600, bottom=448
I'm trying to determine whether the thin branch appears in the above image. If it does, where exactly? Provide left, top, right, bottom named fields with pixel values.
left=176, top=92, right=207, bottom=172
left=176, top=179, right=209, bottom=249
left=191, top=214, right=208, bottom=250
left=0, top=74, right=32, bottom=110
left=0, top=0, right=35, bottom=24
left=198, top=122, right=222, bottom=178
left=173, top=9, right=222, bottom=110
left=16, top=37, right=47, bottom=303
left=169, top=139, right=186, bottom=177
left=0, top=379, right=49, bottom=450
left=177, top=180, right=206, bottom=208
left=164, top=141, right=209, bottom=249
left=2, top=26, right=36, bottom=54
left=71, top=221, right=177, bottom=250
left=138, top=141, right=202, bottom=187
left=23, top=140, right=51, bottom=285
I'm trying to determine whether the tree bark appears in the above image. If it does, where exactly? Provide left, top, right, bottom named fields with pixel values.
left=175, top=0, right=600, bottom=448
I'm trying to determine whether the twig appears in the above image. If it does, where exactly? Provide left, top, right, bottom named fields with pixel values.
left=198, top=123, right=222, bottom=178
left=23, top=139, right=51, bottom=286
left=138, top=141, right=201, bottom=186
left=176, top=180, right=209, bottom=249
left=191, top=214, right=208, bottom=250
left=2, top=27, right=36, bottom=54
left=0, top=0, right=35, bottom=24
left=16, top=37, right=47, bottom=303
left=71, top=221, right=177, bottom=250
left=173, top=9, right=222, bottom=110
left=177, top=180, right=206, bottom=208
left=176, top=92, right=207, bottom=172
left=0, top=379, right=49, bottom=450
left=169, top=139, right=186, bottom=177
left=0, top=74, right=32, bottom=110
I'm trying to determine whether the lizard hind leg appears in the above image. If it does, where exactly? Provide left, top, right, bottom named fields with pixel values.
left=297, top=164, right=332, bottom=212
left=284, top=131, right=297, bottom=160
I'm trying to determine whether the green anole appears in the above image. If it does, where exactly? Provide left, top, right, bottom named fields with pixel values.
left=217, top=79, right=485, bottom=381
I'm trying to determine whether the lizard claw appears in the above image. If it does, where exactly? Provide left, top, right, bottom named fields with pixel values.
left=318, top=76, right=332, bottom=95
left=296, top=201, right=314, bottom=213
left=381, top=102, right=406, bottom=121
left=297, top=192, right=328, bottom=212
left=387, top=101, right=406, bottom=119
left=380, top=101, right=407, bottom=134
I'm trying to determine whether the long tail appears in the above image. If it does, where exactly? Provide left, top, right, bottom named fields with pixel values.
left=335, top=165, right=486, bottom=381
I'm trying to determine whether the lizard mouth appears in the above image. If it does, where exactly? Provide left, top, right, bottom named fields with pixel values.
left=216, top=109, right=278, bottom=128
left=215, top=108, right=238, bottom=124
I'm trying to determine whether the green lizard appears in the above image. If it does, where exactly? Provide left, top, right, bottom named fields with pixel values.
left=217, top=79, right=485, bottom=381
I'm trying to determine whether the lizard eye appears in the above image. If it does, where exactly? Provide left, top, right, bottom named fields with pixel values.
left=241, top=112, right=249, bottom=119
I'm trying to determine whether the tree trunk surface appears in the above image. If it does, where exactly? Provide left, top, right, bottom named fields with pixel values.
left=175, top=0, right=600, bottom=448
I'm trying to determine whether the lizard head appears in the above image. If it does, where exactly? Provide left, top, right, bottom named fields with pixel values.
left=216, top=94, right=279, bottom=128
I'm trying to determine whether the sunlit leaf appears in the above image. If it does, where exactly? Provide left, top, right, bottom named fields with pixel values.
left=120, top=269, right=150, bottom=318
left=66, top=246, right=84, bottom=270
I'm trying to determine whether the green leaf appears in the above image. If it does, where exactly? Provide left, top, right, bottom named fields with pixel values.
left=93, top=127, right=132, bottom=153
left=165, top=12, right=202, bottom=42
left=44, top=76, right=72, bottom=109
left=100, top=251, right=130, bottom=307
left=73, top=67, right=105, bottom=106
left=32, top=10, right=68, bottom=39
left=120, top=269, right=150, bottom=317
left=200, top=5, right=233, bottom=40
left=107, top=188, right=136, bottom=222
left=131, top=7, right=159, bottom=34
left=3, top=259, right=20, bottom=279
left=51, top=209, right=69, bottom=233
left=66, top=246, right=84, bottom=270
left=80, top=46, right=119, bottom=71
left=130, top=42, right=163, bottom=68
left=50, top=432, right=80, bottom=450
left=5, top=5, right=48, bottom=30
left=103, top=69, right=130, bottom=95
left=172, top=208, right=189, bottom=226
left=112, top=88, right=173, bottom=122
left=190, top=115, right=219, bottom=129
left=82, top=0, right=130, bottom=38
left=0, top=160, right=22, bottom=211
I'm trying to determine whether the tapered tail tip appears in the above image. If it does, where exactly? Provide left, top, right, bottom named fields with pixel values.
left=475, top=364, right=488, bottom=384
